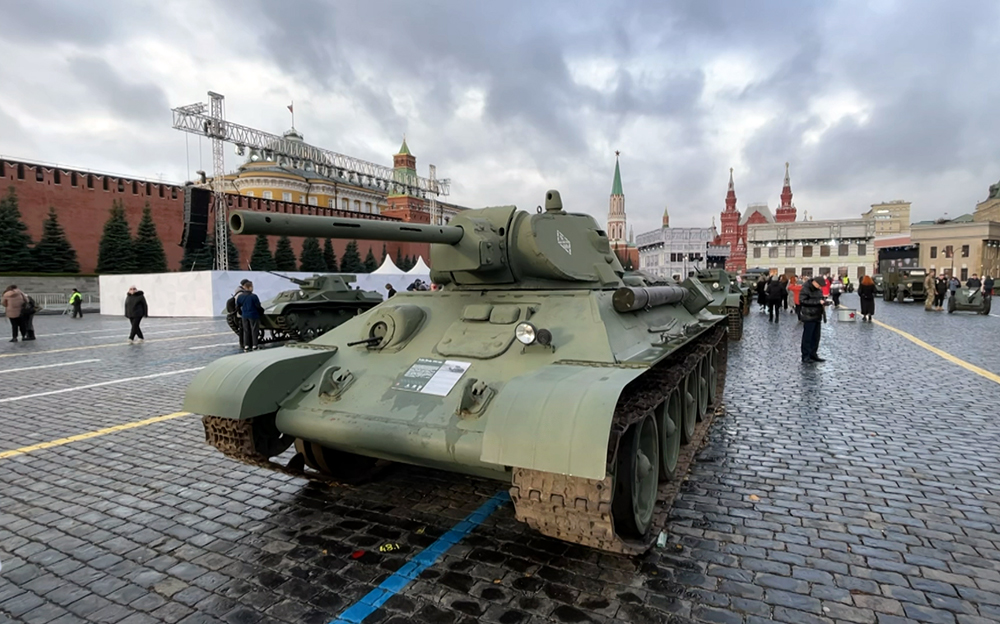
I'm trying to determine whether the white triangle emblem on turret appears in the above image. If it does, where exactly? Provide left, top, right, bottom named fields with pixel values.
left=557, top=230, right=572, bottom=255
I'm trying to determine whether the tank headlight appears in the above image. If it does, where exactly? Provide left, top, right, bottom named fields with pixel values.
left=515, top=322, right=537, bottom=345
left=713, top=282, right=720, bottom=290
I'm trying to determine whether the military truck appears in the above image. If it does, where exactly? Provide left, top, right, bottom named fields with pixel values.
left=694, top=268, right=745, bottom=341
left=873, top=274, right=884, bottom=295
left=947, top=287, right=992, bottom=315
left=883, top=268, right=928, bottom=302
left=185, top=190, right=729, bottom=554
left=225, top=274, right=382, bottom=345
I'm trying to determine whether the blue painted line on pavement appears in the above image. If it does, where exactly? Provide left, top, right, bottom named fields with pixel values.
left=329, top=490, right=510, bottom=624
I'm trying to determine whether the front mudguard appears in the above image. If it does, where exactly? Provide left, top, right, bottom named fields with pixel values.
left=183, top=345, right=336, bottom=420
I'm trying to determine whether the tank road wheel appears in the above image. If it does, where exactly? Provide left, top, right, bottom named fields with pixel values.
left=696, top=356, right=710, bottom=422
left=726, top=306, right=743, bottom=341
left=294, top=439, right=386, bottom=484
left=681, top=372, right=698, bottom=444
left=658, top=388, right=683, bottom=481
left=705, top=347, right=719, bottom=406
left=612, top=413, right=660, bottom=538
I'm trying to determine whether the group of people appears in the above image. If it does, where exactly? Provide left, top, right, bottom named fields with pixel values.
left=754, top=273, right=876, bottom=323
left=2, top=285, right=36, bottom=342
left=923, top=271, right=994, bottom=310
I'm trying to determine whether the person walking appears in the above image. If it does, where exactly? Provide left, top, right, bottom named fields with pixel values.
left=830, top=277, right=843, bottom=307
left=933, top=275, right=947, bottom=311
left=787, top=275, right=803, bottom=319
left=2, top=285, right=28, bottom=342
left=755, top=277, right=767, bottom=311
left=778, top=274, right=790, bottom=311
left=799, top=277, right=827, bottom=363
left=948, top=275, right=960, bottom=300
left=124, top=286, right=148, bottom=342
left=240, top=281, right=265, bottom=352
left=858, top=275, right=877, bottom=322
left=69, top=288, right=84, bottom=318
left=821, top=275, right=832, bottom=298
left=230, top=280, right=250, bottom=351
left=385, top=283, right=397, bottom=298
left=765, top=276, right=787, bottom=323
left=923, top=270, right=936, bottom=311
left=984, top=274, right=994, bottom=297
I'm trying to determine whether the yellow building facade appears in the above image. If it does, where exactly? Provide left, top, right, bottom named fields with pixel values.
left=910, top=221, right=1000, bottom=280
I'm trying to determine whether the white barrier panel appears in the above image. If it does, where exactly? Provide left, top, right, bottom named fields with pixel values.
left=99, top=271, right=430, bottom=317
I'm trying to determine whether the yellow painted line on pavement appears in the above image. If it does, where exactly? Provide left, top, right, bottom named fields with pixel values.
left=0, top=332, right=231, bottom=359
left=0, top=411, right=192, bottom=460
left=874, top=319, right=1000, bottom=385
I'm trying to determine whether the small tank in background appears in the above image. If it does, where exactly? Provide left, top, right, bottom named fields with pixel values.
left=693, top=268, right=746, bottom=341
left=225, top=273, right=382, bottom=345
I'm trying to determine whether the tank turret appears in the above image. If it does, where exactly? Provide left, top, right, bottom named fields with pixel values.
left=229, top=190, right=627, bottom=290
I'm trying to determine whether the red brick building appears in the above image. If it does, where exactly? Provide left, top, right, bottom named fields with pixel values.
left=718, top=164, right=798, bottom=272
left=0, top=157, right=427, bottom=274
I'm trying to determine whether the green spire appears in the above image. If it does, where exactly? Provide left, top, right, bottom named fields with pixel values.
left=398, top=136, right=411, bottom=155
left=611, top=151, right=623, bottom=196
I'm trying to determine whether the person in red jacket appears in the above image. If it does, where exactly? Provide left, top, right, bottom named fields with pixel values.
left=787, top=275, right=803, bottom=319
left=821, top=275, right=832, bottom=298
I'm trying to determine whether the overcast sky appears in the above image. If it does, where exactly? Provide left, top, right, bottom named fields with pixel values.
left=2, top=0, right=999, bottom=236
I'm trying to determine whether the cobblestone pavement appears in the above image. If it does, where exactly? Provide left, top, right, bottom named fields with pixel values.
left=1, top=303, right=999, bottom=624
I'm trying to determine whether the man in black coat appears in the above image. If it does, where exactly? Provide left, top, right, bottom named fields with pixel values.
left=966, top=274, right=982, bottom=289
left=765, top=277, right=787, bottom=323
left=125, top=286, right=148, bottom=342
left=799, top=278, right=827, bottom=363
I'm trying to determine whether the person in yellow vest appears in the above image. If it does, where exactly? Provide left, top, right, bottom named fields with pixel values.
left=69, top=288, right=83, bottom=318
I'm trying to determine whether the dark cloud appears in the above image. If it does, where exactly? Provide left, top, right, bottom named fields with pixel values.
left=67, top=56, right=170, bottom=123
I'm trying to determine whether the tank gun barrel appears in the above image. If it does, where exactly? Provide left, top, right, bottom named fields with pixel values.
left=266, top=270, right=307, bottom=285
left=613, top=286, right=688, bottom=313
left=230, top=210, right=464, bottom=245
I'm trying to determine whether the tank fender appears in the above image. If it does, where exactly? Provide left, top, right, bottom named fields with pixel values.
left=182, top=346, right=336, bottom=420
left=480, top=363, right=645, bottom=481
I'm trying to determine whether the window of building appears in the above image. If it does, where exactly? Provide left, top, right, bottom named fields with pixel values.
left=354, top=200, right=362, bottom=211
left=838, top=244, right=849, bottom=256
left=857, top=266, right=866, bottom=279
left=819, top=267, right=831, bottom=277
left=263, top=191, right=273, bottom=199
left=171, top=187, right=177, bottom=199
left=962, top=245, right=970, bottom=258
left=838, top=267, right=848, bottom=277
left=17, top=163, right=25, bottom=180
left=930, top=246, right=937, bottom=258
left=300, top=195, right=306, bottom=203
left=132, top=181, right=138, bottom=194
left=86, top=174, right=93, bottom=189
left=768, top=247, right=778, bottom=258
left=282, top=192, right=292, bottom=202
left=308, top=196, right=318, bottom=206
left=820, top=245, right=831, bottom=257
left=801, top=267, right=813, bottom=278
left=942, top=267, right=953, bottom=277
left=945, top=245, right=954, bottom=258
left=102, top=177, right=108, bottom=191
left=158, top=184, right=164, bottom=198
left=961, top=268, right=968, bottom=281
left=53, top=170, right=61, bottom=184
left=71, top=172, right=78, bottom=187
left=803, top=245, right=813, bottom=257
left=36, top=167, right=44, bottom=182
left=753, top=248, right=761, bottom=259
left=785, top=246, right=795, bottom=257
left=145, top=182, right=151, bottom=195
left=857, top=243, right=867, bottom=256
left=342, top=198, right=349, bottom=211
left=365, top=202, right=372, bottom=213
left=329, top=199, right=335, bottom=208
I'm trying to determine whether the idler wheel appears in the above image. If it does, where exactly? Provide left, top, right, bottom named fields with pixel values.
left=697, top=356, right=710, bottom=421
left=612, top=413, right=660, bottom=538
left=707, top=346, right=719, bottom=405
left=294, top=439, right=386, bottom=484
left=681, top=372, right=698, bottom=444
left=658, top=388, right=682, bottom=480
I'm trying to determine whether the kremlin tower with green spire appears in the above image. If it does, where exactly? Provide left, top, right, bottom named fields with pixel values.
left=607, top=151, right=639, bottom=270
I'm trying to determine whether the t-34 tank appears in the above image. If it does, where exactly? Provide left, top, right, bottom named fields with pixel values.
left=694, top=268, right=745, bottom=341
left=947, top=287, right=992, bottom=315
left=184, top=190, right=728, bottom=554
left=226, top=273, right=382, bottom=344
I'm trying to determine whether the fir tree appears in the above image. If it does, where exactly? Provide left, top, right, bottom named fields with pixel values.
left=32, top=207, right=79, bottom=273
left=96, top=199, right=136, bottom=274
left=323, top=238, right=338, bottom=272
left=363, top=247, right=378, bottom=273
left=225, top=235, right=240, bottom=269
left=249, top=234, right=277, bottom=271
left=299, top=237, right=327, bottom=272
left=395, top=247, right=404, bottom=271
left=400, top=255, right=413, bottom=271
left=180, top=238, right=214, bottom=271
left=0, top=187, right=36, bottom=272
left=381, top=243, right=388, bottom=264
left=340, top=240, right=365, bottom=273
left=132, top=203, right=167, bottom=273
left=274, top=236, right=297, bottom=271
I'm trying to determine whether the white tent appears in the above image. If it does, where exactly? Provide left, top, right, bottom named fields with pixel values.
left=372, top=255, right=406, bottom=275
left=408, top=256, right=431, bottom=274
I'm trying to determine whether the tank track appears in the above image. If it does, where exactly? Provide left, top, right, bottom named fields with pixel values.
left=510, top=324, right=728, bottom=555
left=202, top=415, right=345, bottom=486
left=726, top=306, right=743, bottom=341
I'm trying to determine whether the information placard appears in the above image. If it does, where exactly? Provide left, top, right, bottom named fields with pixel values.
left=392, top=358, right=471, bottom=396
